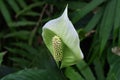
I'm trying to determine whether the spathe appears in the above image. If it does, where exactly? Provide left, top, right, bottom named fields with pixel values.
left=42, top=6, right=84, bottom=68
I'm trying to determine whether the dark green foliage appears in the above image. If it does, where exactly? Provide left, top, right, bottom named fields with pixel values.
left=1, top=69, right=63, bottom=80
left=0, top=0, right=120, bottom=80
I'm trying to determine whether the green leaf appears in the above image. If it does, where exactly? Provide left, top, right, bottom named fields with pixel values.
left=7, top=0, right=20, bottom=13
left=94, top=59, right=105, bottom=80
left=0, top=52, right=6, bottom=64
left=0, top=0, right=12, bottom=27
left=119, top=29, right=120, bottom=46
left=5, top=47, right=34, bottom=60
left=68, top=1, right=87, bottom=10
left=65, top=67, right=84, bottom=80
left=9, top=43, right=38, bottom=55
left=1, top=69, right=64, bottom=80
left=76, top=60, right=96, bottom=80
left=84, top=7, right=103, bottom=32
left=21, top=12, right=40, bottom=16
left=107, top=62, right=120, bottom=80
left=10, top=57, right=30, bottom=68
left=99, top=0, right=116, bottom=54
left=16, top=2, right=44, bottom=17
left=113, top=0, right=120, bottom=44
left=72, top=0, right=105, bottom=23
left=9, top=21, right=36, bottom=27
left=53, top=1, right=87, bottom=10
left=4, top=31, right=30, bottom=40
left=16, top=0, right=27, bottom=8
left=107, top=48, right=120, bottom=80
left=42, top=6, right=84, bottom=68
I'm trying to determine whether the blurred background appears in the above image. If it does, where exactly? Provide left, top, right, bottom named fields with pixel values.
left=0, top=0, right=120, bottom=80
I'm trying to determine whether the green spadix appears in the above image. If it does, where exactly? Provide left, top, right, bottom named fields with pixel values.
left=42, top=6, right=84, bottom=68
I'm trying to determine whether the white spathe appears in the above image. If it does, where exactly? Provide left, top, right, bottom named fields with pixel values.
left=42, top=6, right=84, bottom=68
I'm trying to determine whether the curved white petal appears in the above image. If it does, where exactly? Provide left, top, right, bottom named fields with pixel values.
left=42, top=6, right=84, bottom=68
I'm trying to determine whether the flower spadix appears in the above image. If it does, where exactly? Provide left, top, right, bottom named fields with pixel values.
left=42, top=6, right=84, bottom=68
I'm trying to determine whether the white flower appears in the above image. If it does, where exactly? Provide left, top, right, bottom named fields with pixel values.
left=42, top=6, right=84, bottom=68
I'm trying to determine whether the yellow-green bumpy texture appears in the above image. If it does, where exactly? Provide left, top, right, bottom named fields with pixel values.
left=52, top=36, right=63, bottom=62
